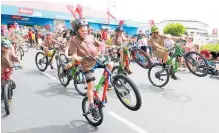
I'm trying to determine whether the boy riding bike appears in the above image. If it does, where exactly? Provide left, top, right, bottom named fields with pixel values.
left=148, top=26, right=183, bottom=80
left=111, top=26, right=132, bottom=74
left=1, top=38, right=22, bottom=90
left=41, top=32, right=62, bottom=69
left=63, top=19, right=114, bottom=120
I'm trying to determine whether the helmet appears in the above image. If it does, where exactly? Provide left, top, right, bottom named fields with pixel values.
left=1, top=37, right=11, bottom=48
left=115, top=26, right=123, bottom=32
left=74, top=19, right=89, bottom=32
left=151, top=26, right=159, bottom=33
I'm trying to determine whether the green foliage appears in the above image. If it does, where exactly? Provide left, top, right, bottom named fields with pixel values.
left=163, top=23, right=186, bottom=36
left=200, top=44, right=219, bottom=52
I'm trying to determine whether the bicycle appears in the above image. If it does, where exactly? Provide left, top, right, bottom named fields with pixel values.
left=148, top=42, right=209, bottom=87
left=1, top=65, right=22, bottom=115
left=111, top=44, right=152, bottom=76
left=57, top=59, right=87, bottom=96
left=82, top=56, right=142, bottom=126
left=35, top=47, right=67, bottom=72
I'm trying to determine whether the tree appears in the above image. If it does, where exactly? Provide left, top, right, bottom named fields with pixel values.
left=163, top=23, right=186, bottom=36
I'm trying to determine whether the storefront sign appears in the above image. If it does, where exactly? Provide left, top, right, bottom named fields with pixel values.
left=32, top=12, right=42, bottom=17
left=19, top=8, right=33, bottom=15
left=12, top=15, right=22, bottom=20
left=56, top=15, right=71, bottom=20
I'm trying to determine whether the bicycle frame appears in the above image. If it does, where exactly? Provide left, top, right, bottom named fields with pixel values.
left=166, top=44, right=184, bottom=73
left=93, top=65, right=112, bottom=104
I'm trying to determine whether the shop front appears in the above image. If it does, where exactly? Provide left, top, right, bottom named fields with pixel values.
left=1, top=4, right=71, bottom=32
left=1, top=4, right=139, bottom=35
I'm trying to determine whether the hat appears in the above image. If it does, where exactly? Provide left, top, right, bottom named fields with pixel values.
left=151, top=26, right=159, bottom=33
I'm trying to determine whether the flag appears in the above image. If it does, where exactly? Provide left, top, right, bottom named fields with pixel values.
left=106, top=11, right=116, bottom=20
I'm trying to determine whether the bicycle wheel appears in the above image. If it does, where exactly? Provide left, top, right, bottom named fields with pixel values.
left=184, top=51, right=209, bottom=77
left=19, top=47, right=25, bottom=57
left=74, top=70, right=87, bottom=96
left=148, top=63, right=170, bottom=88
left=16, top=48, right=23, bottom=61
left=112, top=74, right=142, bottom=111
left=57, top=64, right=71, bottom=87
left=35, top=51, right=48, bottom=72
left=82, top=97, right=103, bottom=126
left=131, top=48, right=152, bottom=69
left=22, top=41, right=30, bottom=52
left=3, top=84, right=10, bottom=115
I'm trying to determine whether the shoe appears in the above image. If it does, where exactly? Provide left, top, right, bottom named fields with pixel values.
left=90, top=107, right=101, bottom=121
left=172, top=74, right=180, bottom=80
left=11, top=80, right=16, bottom=89
left=124, top=67, right=133, bottom=75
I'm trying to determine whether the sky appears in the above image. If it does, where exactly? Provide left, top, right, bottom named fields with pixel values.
left=4, top=0, right=219, bottom=31
left=54, top=0, right=218, bottom=31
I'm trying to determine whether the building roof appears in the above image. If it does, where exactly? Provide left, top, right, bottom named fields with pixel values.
left=159, top=19, right=208, bottom=26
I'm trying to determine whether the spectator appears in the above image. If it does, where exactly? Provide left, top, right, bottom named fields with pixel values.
left=137, top=30, right=143, bottom=41
left=34, top=26, right=39, bottom=45
left=102, top=28, right=108, bottom=41
left=138, top=34, right=149, bottom=53
left=96, top=30, right=102, bottom=41
left=28, top=29, right=33, bottom=47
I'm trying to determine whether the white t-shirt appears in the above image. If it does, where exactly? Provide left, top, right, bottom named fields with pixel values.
left=164, top=39, right=174, bottom=49
left=138, top=38, right=148, bottom=47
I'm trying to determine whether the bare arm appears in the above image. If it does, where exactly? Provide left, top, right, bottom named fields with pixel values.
left=162, top=35, right=180, bottom=41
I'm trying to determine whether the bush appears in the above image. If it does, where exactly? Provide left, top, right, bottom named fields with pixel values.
left=163, top=23, right=186, bottom=36
left=200, top=44, right=219, bottom=52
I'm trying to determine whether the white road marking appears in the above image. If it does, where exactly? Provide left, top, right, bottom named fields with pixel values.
left=108, top=111, right=148, bottom=133
left=41, top=72, right=148, bottom=133
left=42, top=72, right=57, bottom=81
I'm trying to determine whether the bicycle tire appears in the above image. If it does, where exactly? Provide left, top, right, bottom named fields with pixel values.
left=82, top=97, right=103, bottom=127
left=3, top=84, right=10, bottom=115
left=74, top=70, right=87, bottom=96
left=35, top=51, right=48, bottom=72
left=60, top=53, right=68, bottom=64
left=57, top=64, right=71, bottom=87
left=112, top=74, right=142, bottom=111
left=22, top=41, right=30, bottom=52
left=16, top=48, right=23, bottom=61
left=148, top=63, right=170, bottom=88
left=131, top=48, right=152, bottom=69
left=184, top=51, right=209, bottom=77
left=19, top=47, right=25, bottom=57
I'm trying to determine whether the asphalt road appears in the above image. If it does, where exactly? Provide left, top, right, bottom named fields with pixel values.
left=2, top=48, right=219, bottom=133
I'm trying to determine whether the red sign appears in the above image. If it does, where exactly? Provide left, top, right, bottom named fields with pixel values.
left=19, top=8, right=33, bottom=15
left=12, top=15, right=22, bottom=20
left=212, top=29, right=218, bottom=35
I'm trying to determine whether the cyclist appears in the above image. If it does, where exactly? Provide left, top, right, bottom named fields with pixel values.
left=65, top=19, right=113, bottom=120
left=1, top=38, right=21, bottom=89
left=111, top=26, right=132, bottom=74
left=41, top=32, right=62, bottom=69
left=148, top=26, right=182, bottom=80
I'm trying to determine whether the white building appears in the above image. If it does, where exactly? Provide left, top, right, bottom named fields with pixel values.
left=157, top=20, right=209, bottom=37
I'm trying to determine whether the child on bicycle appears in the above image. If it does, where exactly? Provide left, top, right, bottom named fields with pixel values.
left=1, top=37, right=21, bottom=89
